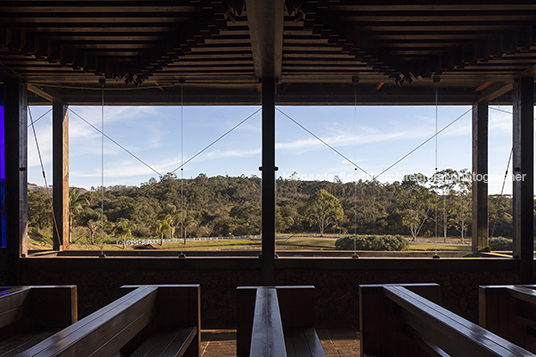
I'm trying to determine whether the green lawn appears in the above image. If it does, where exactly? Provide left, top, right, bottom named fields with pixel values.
left=29, top=234, right=473, bottom=253
left=408, top=242, right=472, bottom=252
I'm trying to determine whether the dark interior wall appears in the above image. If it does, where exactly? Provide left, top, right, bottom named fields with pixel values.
left=21, top=267, right=262, bottom=328
left=15, top=261, right=520, bottom=328
left=276, top=269, right=519, bottom=324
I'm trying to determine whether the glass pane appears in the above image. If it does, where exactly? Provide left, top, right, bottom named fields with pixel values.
left=0, top=83, right=5, bottom=248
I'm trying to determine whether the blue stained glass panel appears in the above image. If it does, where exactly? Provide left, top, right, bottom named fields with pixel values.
left=0, top=83, right=5, bottom=248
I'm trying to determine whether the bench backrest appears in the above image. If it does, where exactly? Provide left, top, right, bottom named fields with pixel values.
left=16, top=284, right=200, bottom=357
left=361, top=283, right=535, bottom=357
left=480, top=284, right=536, bottom=353
left=0, top=285, right=77, bottom=331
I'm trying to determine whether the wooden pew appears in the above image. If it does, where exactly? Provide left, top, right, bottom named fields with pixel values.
left=479, top=284, right=536, bottom=353
left=17, top=284, right=200, bottom=357
left=236, top=285, right=326, bottom=357
left=0, top=285, right=77, bottom=357
left=360, top=283, right=535, bottom=357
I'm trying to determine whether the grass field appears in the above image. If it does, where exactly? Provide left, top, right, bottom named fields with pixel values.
left=29, top=234, right=474, bottom=253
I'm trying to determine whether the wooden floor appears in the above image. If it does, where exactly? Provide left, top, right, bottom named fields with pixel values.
left=200, top=325, right=360, bottom=356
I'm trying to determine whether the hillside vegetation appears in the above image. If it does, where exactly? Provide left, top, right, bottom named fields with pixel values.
left=27, top=169, right=514, bottom=247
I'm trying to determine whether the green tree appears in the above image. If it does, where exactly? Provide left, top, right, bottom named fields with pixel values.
left=449, top=169, right=472, bottom=242
left=28, top=190, right=53, bottom=230
left=79, top=207, right=107, bottom=245
left=69, top=187, right=89, bottom=243
left=113, top=218, right=132, bottom=249
left=159, top=204, right=180, bottom=240
left=396, top=173, right=432, bottom=241
left=431, top=169, right=458, bottom=242
left=305, top=189, right=344, bottom=236
left=152, top=218, right=171, bottom=245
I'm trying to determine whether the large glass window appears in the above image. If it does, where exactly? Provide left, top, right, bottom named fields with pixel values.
left=23, top=103, right=520, bottom=258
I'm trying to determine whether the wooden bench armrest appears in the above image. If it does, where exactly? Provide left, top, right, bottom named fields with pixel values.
left=237, top=286, right=324, bottom=357
left=0, top=286, right=77, bottom=330
left=250, top=287, right=286, bottom=357
left=508, top=286, right=536, bottom=305
left=384, top=285, right=535, bottom=357
left=16, top=286, right=159, bottom=357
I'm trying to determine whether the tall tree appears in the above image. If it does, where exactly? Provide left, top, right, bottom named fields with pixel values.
left=159, top=204, right=180, bottom=240
left=113, top=218, right=132, bottom=249
left=431, top=169, right=458, bottom=242
left=152, top=218, right=171, bottom=245
left=69, top=187, right=89, bottom=243
left=305, top=189, right=344, bottom=236
left=396, top=174, right=432, bottom=241
left=28, top=190, right=53, bottom=230
left=449, top=169, right=472, bottom=242
left=79, top=207, right=107, bottom=245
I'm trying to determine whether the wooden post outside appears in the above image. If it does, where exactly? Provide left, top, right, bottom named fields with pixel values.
left=52, top=100, right=69, bottom=250
left=472, top=101, right=489, bottom=252
left=512, top=76, right=534, bottom=284
left=3, top=78, right=28, bottom=285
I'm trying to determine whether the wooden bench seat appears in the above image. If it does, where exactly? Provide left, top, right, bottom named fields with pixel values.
left=130, top=326, right=197, bottom=356
left=361, top=283, right=536, bottom=357
left=237, top=285, right=326, bottom=357
left=17, top=284, right=200, bottom=357
left=0, top=286, right=77, bottom=357
left=284, top=327, right=325, bottom=357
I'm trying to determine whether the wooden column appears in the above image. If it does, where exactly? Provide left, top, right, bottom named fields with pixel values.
left=246, top=0, right=285, bottom=286
left=4, top=78, right=28, bottom=285
left=472, top=101, right=489, bottom=253
left=52, top=100, right=69, bottom=250
left=261, top=78, right=276, bottom=286
left=512, top=76, right=534, bottom=283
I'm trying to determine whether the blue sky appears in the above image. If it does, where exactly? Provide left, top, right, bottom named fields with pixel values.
left=27, top=104, right=514, bottom=194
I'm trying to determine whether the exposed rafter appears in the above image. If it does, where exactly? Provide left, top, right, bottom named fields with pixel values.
left=244, top=0, right=285, bottom=80
left=0, top=0, right=535, bottom=104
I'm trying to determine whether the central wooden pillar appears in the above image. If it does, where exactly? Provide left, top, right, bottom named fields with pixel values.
left=512, top=76, right=534, bottom=283
left=52, top=100, right=69, bottom=250
left=261, top=78, right=276, bottom=286
left=246, top=0, right=285, bottom=286
left=472, top=101, right=489, bottom=252
left=4, top=78, right=28, bottom=285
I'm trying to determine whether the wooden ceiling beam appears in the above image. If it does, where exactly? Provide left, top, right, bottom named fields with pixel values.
left=2, top=25, right=172, bottom=32
left=353, top=25, right=522, bottom=32
left=245, top=0, right=285, bottom=80
left=478, top=82, right=513, bottom=102
left=0, top=16, right=191, bottom=24
left=370, top=33, right=491, bottom=40
left=330, top=4, right=536, bottom=12
left=339, top=15, right=536, bottom=22
left=27, top=83, right=63, bottom=102
left=0, top=5, right=201, bottom=13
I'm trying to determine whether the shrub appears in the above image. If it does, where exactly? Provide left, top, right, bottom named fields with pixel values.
left=489, top=237, right=512, bottom=251
left=335, top=234, right=409, bottom=251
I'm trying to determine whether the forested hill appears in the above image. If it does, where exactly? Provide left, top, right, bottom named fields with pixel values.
left=27, top=170, right=514, bottom=244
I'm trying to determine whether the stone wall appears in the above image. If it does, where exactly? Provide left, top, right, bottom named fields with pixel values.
left=18, top=266, right=520, bottom=328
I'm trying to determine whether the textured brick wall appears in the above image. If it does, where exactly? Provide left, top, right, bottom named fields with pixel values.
left=17, top=267, right=519, bottom=328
